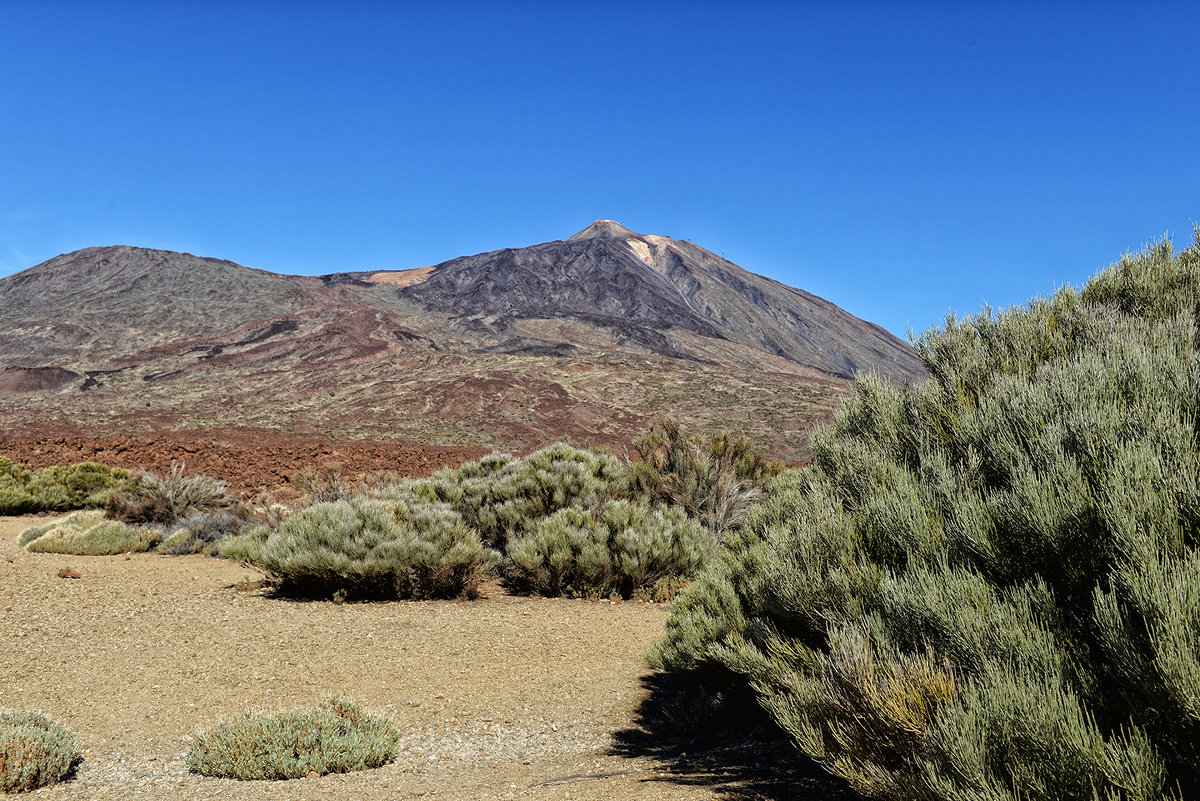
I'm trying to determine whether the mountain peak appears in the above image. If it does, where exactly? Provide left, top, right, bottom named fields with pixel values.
left=567, top=220, right=642, bottom=241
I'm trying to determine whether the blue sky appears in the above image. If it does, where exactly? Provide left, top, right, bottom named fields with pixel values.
left=1, top=1, right=1196, bottom=340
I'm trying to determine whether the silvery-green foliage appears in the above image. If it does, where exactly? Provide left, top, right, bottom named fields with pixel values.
left=20, top=510, right=162, bottom=555
left=226, top=495, right=495, bottom=600
left=651, top=235, right=1200, bottom=799
left=186, top=699, right=398, bottom=780
left=0, top=711, right=81, bottom=793
left=506, top=499, right=713, bottom=598
left=371, top=444, right=627, bottom=550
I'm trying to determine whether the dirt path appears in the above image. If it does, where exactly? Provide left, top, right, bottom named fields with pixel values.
left=1, top=515, right=845, bottom=800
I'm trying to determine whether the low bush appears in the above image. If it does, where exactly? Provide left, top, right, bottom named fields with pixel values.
left=21, top=511, right=161, bottom=555
left=157, top=510, right=247, bottom=555
left=217, top=523, right=270, bottom=565
left=219, top=496, right=495, bottom=600
left=106, top=463, right=240, bottom=527
left=506, top=499, right=714, bottom=599
left=0, top=458, right=129, bottom=515
left=186, top=699, right=399, bottom=780
left=0, top=711, right=81, bottom=793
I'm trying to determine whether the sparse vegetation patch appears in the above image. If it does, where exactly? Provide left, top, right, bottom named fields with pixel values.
left=156, top=510, right=247, bottom=555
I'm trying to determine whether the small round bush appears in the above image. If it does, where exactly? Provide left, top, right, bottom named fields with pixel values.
left=0, top=712, right=81, bottom=794
left=187, top=699, right=399, bottom=781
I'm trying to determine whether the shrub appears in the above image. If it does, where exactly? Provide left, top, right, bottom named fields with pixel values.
left=651, top=234, right=1200, bottom=800
left=220, top=496, right=495, bottom=600
left=630, top=418, right=780, bottom=538
left=0, top=459, right=129, bottom=515
left=0, top=711, right=81, bottom=793
left=450, top=444, right=627, bottom=549
left=372, top=444, right=628, bottom=551
left=186, top=699, right=399, bottom=780
left=106, top=463, right=240, bottom=527
left=157, top=510, right=247, bottom=555
left=21, top=511, right=161, bottom=555
left=506, top=499, right=714, bottom=599
left=289, top=463, right=348, bottom=505
left=217, top=523, right=270, bottom=564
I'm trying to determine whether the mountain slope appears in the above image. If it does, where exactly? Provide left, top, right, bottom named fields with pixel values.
left=391, top=220, right=924, bottom=382
left=0, top=225, right=924, bottom=460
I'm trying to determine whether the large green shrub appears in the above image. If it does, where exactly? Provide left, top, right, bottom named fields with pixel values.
left=0, top=458, right=129, bottom=515
left=187, top=699, right=399, bottom=780
left=374, top=444, right=628, bottom=550
left=651, top=235, right=1200, bottom=800
left=506, top=499, right=714, bottom=599
left=220, top=495, right=495, bottom=600
left=0, top=711, right=80, bottom=793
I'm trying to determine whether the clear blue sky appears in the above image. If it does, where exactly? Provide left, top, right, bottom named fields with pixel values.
left=1, top=1, right=1196, bottom=340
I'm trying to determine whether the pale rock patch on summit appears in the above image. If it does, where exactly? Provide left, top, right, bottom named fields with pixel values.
left=367, top=265, right=435, bottom=288
left=625, top=239, right=655, bottom=269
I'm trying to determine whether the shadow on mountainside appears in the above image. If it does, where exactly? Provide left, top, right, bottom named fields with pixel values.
left=609, top=673, right=863, bottom=801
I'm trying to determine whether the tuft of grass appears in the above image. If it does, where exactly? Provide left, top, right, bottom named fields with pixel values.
left=186, top=699, right=399, bottom=780
left=0, top=711, right=81, bottom=794
left=21, top=511, right=161, bottom=555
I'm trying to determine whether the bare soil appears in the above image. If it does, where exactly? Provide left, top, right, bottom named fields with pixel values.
left=1, top=516, right=853, bottom=801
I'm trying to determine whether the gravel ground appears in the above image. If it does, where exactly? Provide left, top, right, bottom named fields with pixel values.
left=1, top=514, right=844, bottom=801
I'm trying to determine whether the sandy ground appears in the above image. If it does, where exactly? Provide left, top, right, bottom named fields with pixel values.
left=0, top=516, right=853, bottom=801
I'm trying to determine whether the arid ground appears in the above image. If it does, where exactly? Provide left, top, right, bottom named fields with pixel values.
left=1, top=515, right=855, bottom=801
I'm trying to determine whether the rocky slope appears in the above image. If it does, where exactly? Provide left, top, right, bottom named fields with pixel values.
left=393, top=220, right=922, bottom=381
left=0, top=223, right=924, bottom=462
